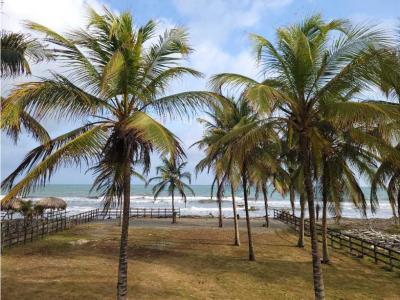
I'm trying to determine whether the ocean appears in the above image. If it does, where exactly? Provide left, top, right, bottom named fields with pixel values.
left=1, top=184, right=394, bottom=219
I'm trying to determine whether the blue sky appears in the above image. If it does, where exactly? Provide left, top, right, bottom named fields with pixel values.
left=1, top=0, right=399, bottom=185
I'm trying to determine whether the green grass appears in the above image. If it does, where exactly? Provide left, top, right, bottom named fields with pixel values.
left=2, top=219, right=399, bottom=299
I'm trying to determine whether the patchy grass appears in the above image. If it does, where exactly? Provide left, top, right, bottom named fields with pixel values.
left=2, top=218, right=399, bottom=299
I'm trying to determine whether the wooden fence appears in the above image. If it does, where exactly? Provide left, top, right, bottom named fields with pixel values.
left=101, top=208, right=180, bottom=219
left=1, top=207, right=180, bottom=250
left=273, top=209, right=400, bottom=271
left=1, top=209, right=99, bottom=250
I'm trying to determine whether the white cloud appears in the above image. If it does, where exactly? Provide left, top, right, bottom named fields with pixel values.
left=172, top=0, right=292, bottom=44
left=2, top=0, right=104, bottom=33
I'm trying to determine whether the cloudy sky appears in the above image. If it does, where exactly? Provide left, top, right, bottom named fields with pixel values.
left=1, top=0, right=399, bottom=185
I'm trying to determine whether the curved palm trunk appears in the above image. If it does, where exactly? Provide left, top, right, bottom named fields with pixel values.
left=231, top=184, right=240, bottom=246
left=297, top=192, right=305, bottom=248
left=172, top=189, right=176, bottom=224
left=242, top=168, right=255, bottom=261
left=398, top=191, right=400, bottom=225
left=117, top=162, right=131, bottom=299
left=262, top=185, right=269, bottom=227
left=290, top=185, right=296, bottom=216
left=217, top=180, right=223, bottom=228
left=390, top=202, right=398, bottom=224
left=301, top=136, right=325, bottom=300
left=321, top=163, right=330, bottom=264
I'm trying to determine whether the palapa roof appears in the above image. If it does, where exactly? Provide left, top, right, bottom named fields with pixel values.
left=36, top=197, right=67, bottom=210
left=1, top=198, right=23, bottom=211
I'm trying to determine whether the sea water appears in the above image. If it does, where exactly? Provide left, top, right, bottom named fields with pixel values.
left=1, top=184, right=395, bottom=219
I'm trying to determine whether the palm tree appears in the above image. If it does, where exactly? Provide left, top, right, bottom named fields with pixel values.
left=211, top=15, right=399, bottom=299
left=1, top=7, right=213, bottom=299
left=198, top=95, right=280, bottom=261
left=319, top=131, right=377, bottom=263
left=1, top=30, right=51, bottom=77
left=195, top=96, right=241, bottom=229
left=148, top=157, right=194, bottom=223
left=195, top=96, right=256, bottom=245
left=250, top=153, right=288, bottom=228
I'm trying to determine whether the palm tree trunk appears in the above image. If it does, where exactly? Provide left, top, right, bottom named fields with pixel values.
left=262, top=184, right=269, bottom=227
left=297, top=192, right=305, bottom=248
left=290, top=185, right=296, bottom=216
left=397, top=191, right=400, bottom=226
left=118, top=201, right=123, bottom=226
left=172, top=189, right=176, bottom=224
left=321, top=163, right=330, bottom=264
left=242, top=167, right=255, bottom=261
left=231, top=184, right=240, bottom=246
left=301, top=135, right=325, bottom=300
left=217, top=179, right=223, bottom=228
left=117, top=162, right=131, bottom=299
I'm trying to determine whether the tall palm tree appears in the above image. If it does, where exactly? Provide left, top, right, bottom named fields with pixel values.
left=1, top=31, right=51, bottom=77
left=198, top=95, right=280, bottom=261
left=319, top=131, right=377, bottom=263
left=1, top=8, right=213, bottom=299
left=148, top=157, right=194, bottom=223
left=211, top=15, right=399, bottom=299
left=195, top=96, right=241, bottom=229
left=250, top=153, right=288, bottom=228
left=195, top=96, right=257, bottom=245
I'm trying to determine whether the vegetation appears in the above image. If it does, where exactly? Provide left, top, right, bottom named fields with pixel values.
left=1, top=7, right=213, bottom=299
left=1, top=8, right=400, bottom=300
left=148, top=157, right=194, bottom=223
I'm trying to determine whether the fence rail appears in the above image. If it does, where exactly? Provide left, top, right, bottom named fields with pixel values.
left=1, top=209, right=99, bottom=250
left=273, top=209, right=400, bottom=271
left=101, top=208, right=180, bottom=219
left=1, top=207, right=180, bottom=250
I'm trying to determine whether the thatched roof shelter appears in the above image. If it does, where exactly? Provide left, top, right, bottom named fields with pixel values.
left=36, top=197, right=67, bottom=210
left=1, top=198, right=23, bottom=211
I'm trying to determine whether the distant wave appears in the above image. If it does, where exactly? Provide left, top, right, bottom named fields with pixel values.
left=1, top=192, right=394, bottom=219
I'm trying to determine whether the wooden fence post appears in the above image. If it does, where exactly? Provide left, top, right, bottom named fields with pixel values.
left=30, top=222, right=34, bottom=242
left=349, top=237, right=352, bottom=254
left=374, top=245, right=378, bottom=263
left=389, top=250, right=393, bottom=271
left=8, top=222, right=12, bottom=248
left=361, top=240, right=364, bottom=258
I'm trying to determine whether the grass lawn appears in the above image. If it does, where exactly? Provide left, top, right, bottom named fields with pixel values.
left=1, top=218, right=399, bottom=299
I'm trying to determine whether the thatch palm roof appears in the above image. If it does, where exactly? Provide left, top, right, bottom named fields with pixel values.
left=36, top=197, right=67, bottom=210
left=1, top=198, right=23, bottom=211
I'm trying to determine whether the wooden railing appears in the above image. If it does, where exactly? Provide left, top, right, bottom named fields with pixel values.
left=1, top=209, right=99, bottom=250
left=1, top=207, right=180, bottom=250
left=273, top=209, right=400, bottom=271
left=100, top=208, right=180, bottom=219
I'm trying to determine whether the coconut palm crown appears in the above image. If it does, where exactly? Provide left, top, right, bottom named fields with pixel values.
left=1, top=30, right=52, bottom=77
left=148, top=157, right=194, bottom=221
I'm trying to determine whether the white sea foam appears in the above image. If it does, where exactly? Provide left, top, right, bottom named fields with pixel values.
left=1, top=194, right=395, bottom=219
